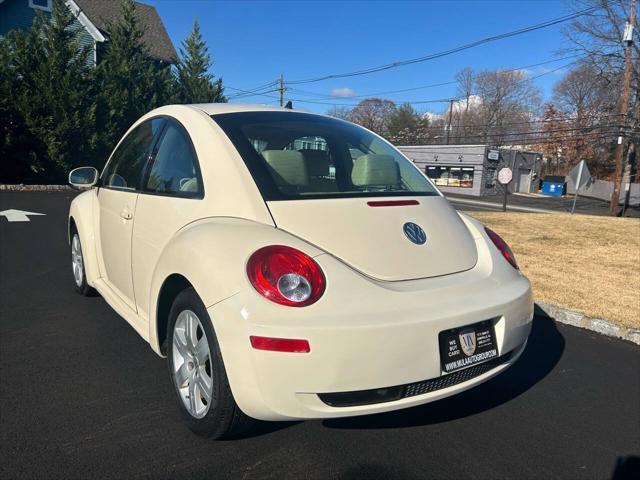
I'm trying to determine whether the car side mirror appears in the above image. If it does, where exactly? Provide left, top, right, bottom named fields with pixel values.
left=69, top=167, right=99, bottom=189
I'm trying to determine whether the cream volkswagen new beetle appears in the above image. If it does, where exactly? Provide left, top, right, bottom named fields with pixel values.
left=68, top=104, right=533, bottom=438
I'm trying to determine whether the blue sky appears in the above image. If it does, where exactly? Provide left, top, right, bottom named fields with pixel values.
left=147, top=0, right=574, bottom=114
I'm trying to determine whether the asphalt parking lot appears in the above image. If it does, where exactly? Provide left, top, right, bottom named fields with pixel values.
left=1, top=191, right=639, bottom=480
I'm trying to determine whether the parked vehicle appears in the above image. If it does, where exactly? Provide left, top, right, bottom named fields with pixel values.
left=68, top=104, right=533, bottom=439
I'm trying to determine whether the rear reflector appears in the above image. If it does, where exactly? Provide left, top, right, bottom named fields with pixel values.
left=367, top=200, right=420, bottom=207
left=250, top=336, right=310, bottom=353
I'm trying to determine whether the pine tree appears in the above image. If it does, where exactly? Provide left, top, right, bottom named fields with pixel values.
left=387, top=103, right=430, bottom=145
left=0, top=35, right=46, bottom=182
left=97, top=0, right=173, bottom=154
left=175, top=19, right=226, bottom=104
left=8, top=0, right=97, bottom=181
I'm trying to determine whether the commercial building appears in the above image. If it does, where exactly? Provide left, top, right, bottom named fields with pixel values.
left=398, top=144, right=543, bottom=197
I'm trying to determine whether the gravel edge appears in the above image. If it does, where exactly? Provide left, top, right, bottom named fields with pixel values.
left=1, top=184, right=72, bottom=191
left=537, top=301, right=640, bottom=345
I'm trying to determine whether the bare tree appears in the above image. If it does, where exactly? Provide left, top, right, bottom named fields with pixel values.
left=348, top=98, right=397, bottom=136
left=326, top=106, right=352, bottom=121
left=448, top=69, right=542, bottom=145
left=563, top=0, right=639, bottom=184
left=564, top=0, right=638, bottom=85
left=553, top=63, right=612, bottom=117
left=455, top=67, right=475, bottom=114
left=552, top=62, right=619, bottom=176
left=537, top=103, right=569, bottom=175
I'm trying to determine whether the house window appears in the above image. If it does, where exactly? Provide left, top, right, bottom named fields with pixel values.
left=29, top=0, right=52, bottom=12
left=425, top=166, right=474, bottom=188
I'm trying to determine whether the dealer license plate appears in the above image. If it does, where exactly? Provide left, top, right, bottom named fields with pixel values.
left=439, top=320, right=498, bottom=373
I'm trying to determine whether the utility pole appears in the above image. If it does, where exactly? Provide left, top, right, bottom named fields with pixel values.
left=279, top=74, right=285, bottom=107
left=445, top=99, right=454, bottom=145
left=610, top=0, right=635, bottom=216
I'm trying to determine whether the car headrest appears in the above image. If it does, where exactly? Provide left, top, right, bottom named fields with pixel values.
left=351, top=154, right=400, bottom=187
left=180, top=177, right=198, bottom=192
left=299, top=149, right=331, bottom=177
left=262, top=150, right=309, bottom=186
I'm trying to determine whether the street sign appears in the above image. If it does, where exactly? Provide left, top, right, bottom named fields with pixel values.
left=0, top=209, right=46, bottom=222
left=498, top=167, right=513, bottom=185
left=487, top=150, right=499, bottom=161
left=568, top=160, right=591, bottom=190
left=568, top=160, right=592, bottom=214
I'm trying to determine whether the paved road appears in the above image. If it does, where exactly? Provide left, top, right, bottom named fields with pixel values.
left=447, top=192, right=640, bottom=217
left=1, top=191, right=639, bottom=480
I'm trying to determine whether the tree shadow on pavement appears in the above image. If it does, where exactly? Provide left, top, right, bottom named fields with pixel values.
left=322, top=306, right=565, bottom=431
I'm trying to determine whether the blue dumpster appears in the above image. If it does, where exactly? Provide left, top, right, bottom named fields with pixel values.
left=542, top=176, right=565, bottom=196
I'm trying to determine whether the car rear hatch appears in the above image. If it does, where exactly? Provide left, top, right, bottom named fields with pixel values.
left=266, top=196, right=477, bottom=281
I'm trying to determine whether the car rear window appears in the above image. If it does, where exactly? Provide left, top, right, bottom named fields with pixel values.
left=212, top=111, right=439, bottom=201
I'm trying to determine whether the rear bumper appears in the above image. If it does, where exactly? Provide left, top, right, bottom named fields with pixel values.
left=208, top=248, right=533, bottom=421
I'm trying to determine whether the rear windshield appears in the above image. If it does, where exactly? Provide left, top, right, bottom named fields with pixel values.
left=212, top=111, right=439, bottom=201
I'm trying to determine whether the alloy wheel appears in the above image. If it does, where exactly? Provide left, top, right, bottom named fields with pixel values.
left=71, top=234, right=84, bottom=287
left=171, top=310, right=214, bottom=419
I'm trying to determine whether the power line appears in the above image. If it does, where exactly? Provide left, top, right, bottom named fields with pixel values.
left=288, top=96, right=452, bottom=106
left=228, top=80, right=277, bottom=94
left=405, top=129, right=621, bottom=145
left=285, top=7, right=597, bottom=85
left=285, top=59, right=577, bottom=107
left=404, top=114, right=623, bottom=131
left=226, top=82, right=278, bottom=99
left=402, top=122, right=625, bottom=139
left=406, top=133, right=620, bottom=149
left=287, top=55, right=581, bottom=100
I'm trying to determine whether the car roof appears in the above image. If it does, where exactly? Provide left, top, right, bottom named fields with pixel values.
left=187, top=103, right=309, bottom=116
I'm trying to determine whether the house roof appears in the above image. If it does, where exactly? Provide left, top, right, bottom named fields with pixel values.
left=74, top=0, right=177, bottom=63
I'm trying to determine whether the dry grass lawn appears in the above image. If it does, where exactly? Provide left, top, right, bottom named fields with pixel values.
left=468, top=211, right=640, bottom=329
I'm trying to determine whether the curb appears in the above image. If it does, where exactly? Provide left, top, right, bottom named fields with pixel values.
left=445, top=196, right=562, bottom=214
left=0, top=184, right=72, bottom=191
left=537, top=301, right=640, bottom=346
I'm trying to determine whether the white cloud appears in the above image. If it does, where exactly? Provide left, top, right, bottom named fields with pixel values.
left=452, top=95, right=482, bottom=112
left=330, top=87, right=356, bottom=98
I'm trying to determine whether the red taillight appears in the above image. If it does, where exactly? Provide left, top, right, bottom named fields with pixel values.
left=250, top=336, right=310, bottom=353
left=485, top=227, right=519, bottom=270
left=246, top=245, right=325, bottom=307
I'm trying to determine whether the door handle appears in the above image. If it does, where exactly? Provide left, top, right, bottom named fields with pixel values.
left=119, top=208, right=133, bottom=220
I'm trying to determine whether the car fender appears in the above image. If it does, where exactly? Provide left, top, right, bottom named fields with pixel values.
left=68, top=189, right=100, bottom=287
left=457, top=211, right=486, bottom=240
left=147, top=217, right=323, bottom=354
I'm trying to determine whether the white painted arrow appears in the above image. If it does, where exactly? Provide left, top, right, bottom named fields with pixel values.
left=0, top=209, right=46, bottom=222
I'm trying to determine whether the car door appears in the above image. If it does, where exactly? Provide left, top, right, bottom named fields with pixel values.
left=131, top=118, right=207, bottom=321
left=97, top=118, right=165, bottom=310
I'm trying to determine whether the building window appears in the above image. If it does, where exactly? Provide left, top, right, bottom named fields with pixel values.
left=29, top=0, right=52, bottom=12
left=426, top=166, right=474, bottom=188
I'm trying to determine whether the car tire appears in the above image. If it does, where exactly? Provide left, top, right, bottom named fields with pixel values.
left=167, top=287, right=253, bottom=439
left=70, top=228, right=94, bottom=296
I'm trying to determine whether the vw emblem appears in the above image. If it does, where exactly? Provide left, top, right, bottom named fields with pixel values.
left=403, top=222, right=427, bottom=245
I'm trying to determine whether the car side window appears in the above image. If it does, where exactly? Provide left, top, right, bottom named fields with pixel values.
left=144, top=120, right=202, bottom=196
left=102, top=118, right=164, bottom=190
